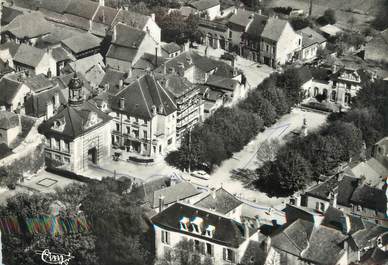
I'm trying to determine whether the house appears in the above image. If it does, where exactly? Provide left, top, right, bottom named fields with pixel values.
left=0, top=73, right=30, bottom=112
left=90, top=5, right=119, bottom=37
left=0, top=110, right=21, bottom=146
left=24, top=74, right=67, bottom=119
left=111, top=9, right=161, bottom=43
left=0, top=42, right=20, bottom=69
left=61, top=33, right=101, bottom=60
left=204, top=74, right=245, bottom=105
left=1, top=12, right=53, bottom=45
left=109, top=74, right=177, bottom=158
left=258, top=17, right=302, bottom=67
left=152, top=202, right=260, bottom=264
left=106, top=23, right=158, bottom=72
left=297, top=27, right=327, bottom=61
left=1, top=6, right=22, bottom=26
left=68, top=53, right=105, bottom=88
left=13, top=44, right=55, bottom=76
left=62, top=0, right=99, bottom=31
left=161, top=42, right=182, bottom=58
left=187, top=0, right=220, bottom=21
left=156, top=74, right=203, bottom=143
left=227, top=9, right=255, bottom=49
left=198, top=19, right=230, bottom=50
left=51, top=47, right=72, bottom=76
left=194, top=187, right=243, bottom=221
left=199, top=85, right=225, bottom=119
left=38, top=73, right=113, bottom=173
left=365, top=29, right=388, bottom=64
left=304, top=173, right=388, bottom=226
left=319, top=24, right=342, bottom=39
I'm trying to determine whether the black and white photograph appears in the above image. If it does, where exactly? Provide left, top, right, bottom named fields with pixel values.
left=0, top=0, right=386, bottom=264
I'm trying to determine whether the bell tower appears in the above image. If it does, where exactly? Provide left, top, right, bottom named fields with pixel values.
left=68, top=73, right=85, bottom=106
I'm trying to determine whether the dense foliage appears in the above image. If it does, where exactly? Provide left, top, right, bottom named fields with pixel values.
left=317, top=9, right=336, bottom=25
left=165, top=68, right=305, bottom=172
left=253, top=78, right=387, bottom=197
left=1, top=178, right=153, bottom=265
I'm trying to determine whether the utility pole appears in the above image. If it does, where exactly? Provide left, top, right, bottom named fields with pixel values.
left=309, top=0, right=313, bottom=17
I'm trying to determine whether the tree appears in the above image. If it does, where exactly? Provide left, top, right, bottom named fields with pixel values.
left=256, top=139, right=281, bottom=164
left=317, top=9, right=336, bottom=25
left=290, top=17, right=313, bottom=31
left=276, top=68, right=304, bottom=105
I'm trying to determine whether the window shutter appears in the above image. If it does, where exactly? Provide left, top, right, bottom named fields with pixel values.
left=161, top=231, right=165, bottom=243
left=223, top=248, right=226, bottom=260
left=166, top=231, right=170, bottom=245
left=230, top=250, right=235, bottom=263
left=211, top=244, right=214, bottom=257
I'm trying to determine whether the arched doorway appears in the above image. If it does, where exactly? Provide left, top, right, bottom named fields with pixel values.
left=345, top=92, right=351, bottom=105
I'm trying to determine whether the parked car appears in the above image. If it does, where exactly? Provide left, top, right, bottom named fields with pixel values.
left=191, top=170, right=210, bottom=180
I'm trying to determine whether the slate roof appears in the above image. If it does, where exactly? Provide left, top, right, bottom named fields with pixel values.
left=151, top=202, right=251, bottom=247
left=64, top=0, right=99, bottom=20
left=321, top=206, right=365, bottom=235
left=0, top=42, right=20, bottom=57
left=68, top=53, right=105, bottom=77
left=38, top=100, right=112, bottom=140
left=0, top=77, right=22, bottom=106
left=162, top=42, right=181, bottom=54
left=62, top=13, right=91, bottom=31
left=2, top=11, right=52, bottom=39
left=194, top=188, right=242, bottom=214
left=111, top=74, right=177, bottom=120
left=13, top=44, right=46, bottom=68
left=111, top=10, right=150, bottom=30
left=205, top=75, right=239, bottom=91
left=271, top=219, right=347, bottom=265
left=261, top=17, right=288, bottom=41
left=352, top=222, right=388, bottom=249
left=39, top=0, right=72, bottom=13
left=155, top=74, right=193, bottom=99
left=106, top=44, right=137, bottom=62
left=52, top=47, right=71, bottom=62
left=25, top=87, right=67, bottom=118
left=100, top=68, right=127, bottom=94
left=61, top=33, right=101, bottom=54
left=306, top=174, right=359, bottom=207
left=25, top=74, right=55, bottom=93
left=150, top=181, right=201, bottom=208
left=245, top=14, right=268, bottom=39
left=0, top=111, right=20, bottom=130
left=227, top=9, right=254, bottom=31
left=298, top=27, right=326, bottom=48
left=188, top=0, right=220, bottom=11
left=1, top=6, right=23, bottom=26
left=350, top=185, right=387, bottom=213
left=112, top=23, right=146, bottom=48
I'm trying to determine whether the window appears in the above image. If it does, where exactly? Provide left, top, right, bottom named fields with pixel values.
left=320, top=202, right=325, bottom=212
left=206, top=243, right=213, bottom=256
left=54, top=154, right=61, bottom=161
left=272, top=46, right=275, bottom=54
left=63, top=141, right=70, bottom=152
left=229, top=31, right=232, bottom=38
left=52, top=138, right=60, bottom=150
left=45, top=152, right=52, bottom=159
left=168, top=138, right=172, bottom=145
left=266, top=44, right=269, bottom=52
left=223, top=248, right=234, bottom=262
left=126, top=126, right=131, bottom=134
left=161, top=230, right=170, bottom=245
left=116, top=123, right=120, bottom=132
left=192, top=224, right=199, bottom=233
left=63, top=157, right=70, bottom=164
left=143, top=130, right=147, bottom=139
left=194, top=240, right=200, bottom=252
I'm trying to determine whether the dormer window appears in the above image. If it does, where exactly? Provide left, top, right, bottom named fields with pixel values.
left=180, top=217, right=189, bottom=231
left=52, top=117, right=65, bottom=132
left=191, top=217, right=203, bottom=234
left=205, top=225, right=215, bottom=238
left=84, top=112, right=102, bottom=129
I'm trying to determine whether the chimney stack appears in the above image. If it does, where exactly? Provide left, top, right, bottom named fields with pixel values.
left=119, top=97, right=125, bottom=110
left=46, top=101, right=54, bottom=119
left=159, top=195, right=165, bottom=212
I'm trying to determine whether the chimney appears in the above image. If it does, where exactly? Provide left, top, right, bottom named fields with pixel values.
left=46, top=101, right=54, bottom=119
left=47, top=68, right=52, bottom=78
left=119, top=97, right=125, bottom=110
left=119, top=79, right=124, bottom=88
left=243, top=221, right=250, bottom=240
left=258, top=9, right=262, bottom=15
left=159, top=195, right=165, bottom=212
left=330, top=187, right=338, bottom=208
left=150, top=13, right=155, bottom=21
left=151, top=105, right=157, bottom=116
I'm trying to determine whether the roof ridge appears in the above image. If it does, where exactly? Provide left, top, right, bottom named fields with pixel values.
left=137, top=77, right=152, bottom=118
left=153, top=75, right=177, bottom=111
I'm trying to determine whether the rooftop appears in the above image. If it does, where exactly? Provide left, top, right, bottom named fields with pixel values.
left=298, top=27, right=326, bottom=48
left=61, top=33, right=101, bottom=54
left=188, top=0, right=220, bottom=11
left=0, top=110, right=20, bottom=130
left=194, top=187, right=242, bottom=214
left=261, top=17, right=289, bottom=41
left=150, top=181, right=201, bottom=208
left=13, top=44, right=46, bottom=68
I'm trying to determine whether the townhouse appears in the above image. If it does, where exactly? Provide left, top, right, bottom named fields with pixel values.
left=297, top=26, right=327, bottom=61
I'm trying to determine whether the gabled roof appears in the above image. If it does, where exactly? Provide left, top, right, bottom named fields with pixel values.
left=100, top=68, right=126, bottom=94
left=2, top=6, right=23, bottom=26
left=245, top=14, right=268, bottom=39
left=111, top=74, right=176, bottom=120
left=350, top=185, right=387, bottom=213
left=13, top=44, right=46, bottom=68
left=68, top=53, right=105, bottom=77
left=156, top=74, right=193, bottom=98
left=0, top=77, right=22, bottom=106
left=111, top=10, right=150, bottom=30
left=261, top=17, right=289, bottom=41
left=38, top=100, right=112, bottom=140
left=52, top=47, right=71, bottom=62
left=62, top=13, right=90, bottom=31
left=205, top=75, right=239, bottom=91
left=39, top=0, right=72, bottom=13
left=0, top=111, right=20, bottom=130
left=298, top=27, right=326, bottom=48
left=162, top=42, right=181, bottom=54
left=25, top=74, right=56, bottom=93
left=227, top=9, right=254, bottom=30
left=151, top=202, right=251, bottom=248
left=2, top=11, right=52, bottom=39
left=92, top=5, right=119, bottom=26
left=0, top=42, right=20, bottom=57
left=194, top=187, right=242, bottom=214
left=188, top=0, right=220, bottom=11
left=61, top=33, right=101, bottom=54
left=151, top=181, right=201, bottom=208
left=25, top=86, right=67, bottom=118
left=64, top=0, right=99, bottom=20
left=112, top=23, right=146, bottom=48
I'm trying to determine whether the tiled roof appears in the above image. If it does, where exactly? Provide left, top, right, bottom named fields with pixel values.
left=205, top=75, right=239, bottom=91
left=188, top=0, right=220, bottom=11
left=61, top=33, right=101, bottom=54
left=68, top=53, right=105, bottom=77
left=25, top=86, right=67, bottom=118
left=38, top=100, right=112, bottom=140
left=0, top=42, right=20, bottom=57
left=156, top=74, right=193, bottom=98
left=39, top=0, right=72, bottom=13
left=227, top=9, right=254, bottom=29
left=2, top=11, right=52, bottom=39
left=64, top=0, right=99, bottom=20
left=0, top=111, right=20, bottom=130
left=51, top=47, right=71, bottom=62
left=12, top=0, right=40, bottom=9
left=306, top=174, right=359, bottom=207
left=353, top=222, right=388, bottom=249
left=319, top=24, right=342, bottom=36
left=298, top=27, right=326, bottom=48
left=151, top=181, right=201, bottom=208
left=25, top=74, right=55, bottom=93
left=92, top=5, right=119, bottom=25
left=198, top=19, right=228, bottom=32
left=161, top=42, right=181, bottom=54
left=111, top=10, right=150, bottom=31
left=111, top=74, right=177, bottom=120
left=13, top=44, right=46, bottom=68
left=112, top=23, right=146, bottom=48
left=1, top=6, right=23, bottom=25
left=151, top=202, right=251, bottom=247
left=0, top=77, right=22, bottom=106
left=106, top=44, right=138, bottom=62
left=245, top=14, right=268, bottom=39
left=100, top=68, right=126, bottom=94
left=321, top=206, right=365, bottom=235
left=194, top=187, right=242, bottom=214
left=261, top=17, right=288, bottom=41
left=62, top=13, right=91, bottom=31
left=350, top=185, right=386, bottom=213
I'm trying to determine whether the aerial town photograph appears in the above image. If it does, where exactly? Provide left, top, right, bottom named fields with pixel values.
left=0, top=0, right=386, bottom=264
